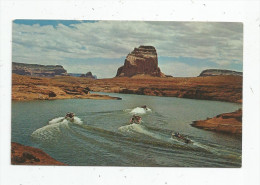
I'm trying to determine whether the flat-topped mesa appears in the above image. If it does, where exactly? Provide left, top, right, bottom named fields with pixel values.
left=116, top=45, right=165, bottom=77
left=12, top=62, right=68, bottom=77
left=199, top=69, right=243, bottom=77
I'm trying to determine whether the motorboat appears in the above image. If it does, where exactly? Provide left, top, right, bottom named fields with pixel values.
left=65, top=112, right=75, bottom=122
left=171, top=132, right=192, bottom=144
left=130, top=115, right=142, bottom=124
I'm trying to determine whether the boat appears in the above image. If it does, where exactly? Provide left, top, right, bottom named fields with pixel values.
left=140, top=105, right=148, bottom=110
left=65, top=112, right=75, bottom=122
left=130, top=115, right=142, bottom=124
left=171, top=132, right=192, bottom=144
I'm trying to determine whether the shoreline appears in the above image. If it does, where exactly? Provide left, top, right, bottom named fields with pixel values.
left=12, top=74, right=242, bottom=103
left=12, top=93, right=122, bottom=101
left=11, top=142, right=66, bottom=165
left=191, top=109, right=242, bottom=135
left=69, top=75, right=242, bottom=103
left=12, top=74, right=122, bottom=101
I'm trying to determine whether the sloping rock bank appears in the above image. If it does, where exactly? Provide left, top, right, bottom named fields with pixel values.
left=12, top=62, right=68, bottom=77
left=116, top=45, right=165, bottom=77
left=191, top=109, right=242, bottom=135
left=11, top=142, right=65, bottom=165
left=12, top=74, right=121, bottom=101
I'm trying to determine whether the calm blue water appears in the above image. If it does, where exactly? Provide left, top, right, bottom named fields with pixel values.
left=12, top=92, right=242, bottom=167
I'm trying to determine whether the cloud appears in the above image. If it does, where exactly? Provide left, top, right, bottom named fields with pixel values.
left=160, top=61, right=213, bottom=77
left=12, top=21, right=243, bottom=77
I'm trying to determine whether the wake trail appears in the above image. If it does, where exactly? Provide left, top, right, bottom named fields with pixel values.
left=125, top=107, right=152, bottom=115
left=31, top=116, right=83, bottom=143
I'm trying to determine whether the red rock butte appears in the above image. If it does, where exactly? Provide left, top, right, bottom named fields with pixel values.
left=116, top=45, right=165, bottom=77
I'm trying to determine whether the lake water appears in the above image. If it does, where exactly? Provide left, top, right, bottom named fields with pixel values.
left=12, top=92, right=242, bottom=167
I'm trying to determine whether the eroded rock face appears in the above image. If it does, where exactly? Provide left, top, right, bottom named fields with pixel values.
left=116, top=46, right=165, bottom=77
left=12, top=62, right=68, bottom=77
left=199, top=69, right=242, bottom=77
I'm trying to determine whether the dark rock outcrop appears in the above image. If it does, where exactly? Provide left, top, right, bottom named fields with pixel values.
left=116, top=45, right=165, bottom=77
left=80, top=72, right=97, bottom=79
left=12, top=62, right=68, bottom=77
left=199, top=69, right=242, bottom=77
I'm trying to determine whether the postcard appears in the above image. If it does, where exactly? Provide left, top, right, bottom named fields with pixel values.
left=11, top=20, right=242, bottom=167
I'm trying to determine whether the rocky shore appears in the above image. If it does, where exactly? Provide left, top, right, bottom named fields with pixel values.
left=12, top=74, right=121, bottom=101
left=12, top=72, right=242, bottom=103
left=85, top=75, right=242, bottom=103
left=11, top=142, right=65, bottom=165
left=191, top=109, right=242, bottom=135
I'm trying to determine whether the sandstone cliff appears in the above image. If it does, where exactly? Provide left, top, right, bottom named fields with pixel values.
left=199, top=69, right=242, bottom=77
left=12, top=62, right=68, bottom=77
left=116, top=46, right=165, bottom=77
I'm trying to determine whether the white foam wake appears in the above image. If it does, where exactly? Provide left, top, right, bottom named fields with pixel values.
left=118, top=124, right=162, bottom=140
left=130, top=107, right=152, bottom=115
left=48, top=116, right=83, bottom=125
left=31, top=116, right=83, bottom=143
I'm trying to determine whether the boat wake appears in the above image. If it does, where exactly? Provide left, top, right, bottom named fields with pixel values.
left=119, top=124, right=179, bottom=144
left=119, top=124, right=155, bottom=137
left=127, top=107, right=152, bottom=115
left=48, top=116, right=83, bottom=125
left=31, top=116, right=83, bottom=143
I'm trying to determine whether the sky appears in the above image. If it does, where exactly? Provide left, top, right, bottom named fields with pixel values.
left=12, top=20, right=243, bottom=78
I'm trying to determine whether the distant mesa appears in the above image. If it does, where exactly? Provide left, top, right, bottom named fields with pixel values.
left=199, top=69, right=242, bottom=77
left=12, top=62, right=68, bottom=77
left=80, top=72, right=97, bottom=79
left=116, top=45, right=165, bottom=77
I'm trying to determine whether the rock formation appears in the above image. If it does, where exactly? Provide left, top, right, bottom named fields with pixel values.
left=12, top=74, right=122, bottom=101
left=199, top=69, right=242, bottom=77
left=86, top=75, right=242, bottom=103
left=11, top=142, right=66, bottom=165
left=191, top=109, right=242, bottom=135
left=116, top=45, right=165, bottom=77
left=80, top=72, right=97, bottom=79
left=12, top=62, right=68, bottom=77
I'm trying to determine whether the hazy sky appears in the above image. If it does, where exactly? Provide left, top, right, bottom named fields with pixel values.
left=12, top=20, right=243, bottom=78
